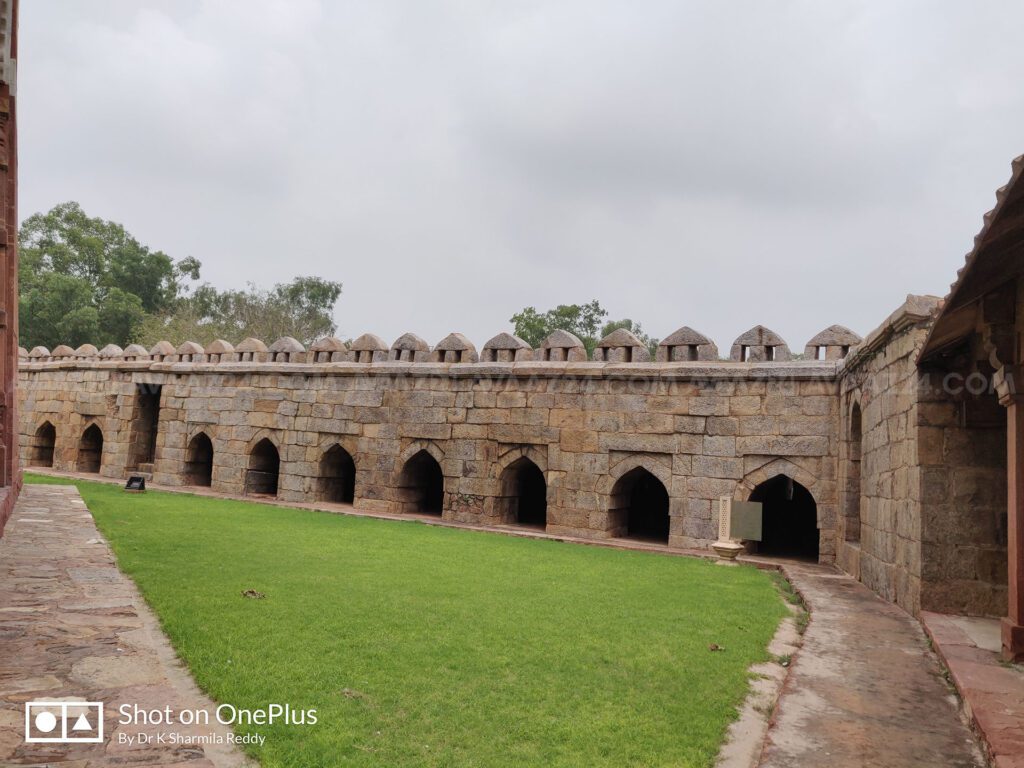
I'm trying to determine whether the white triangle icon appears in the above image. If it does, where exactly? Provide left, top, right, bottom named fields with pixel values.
left=71, top=713, right=92, bottom=731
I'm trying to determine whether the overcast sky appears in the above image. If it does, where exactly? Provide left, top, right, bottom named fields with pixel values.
left=18, top=1, right=1024, bottom=352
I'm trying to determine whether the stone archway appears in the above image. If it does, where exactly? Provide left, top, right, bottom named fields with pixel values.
left=495, top=456, right=547, bottom=528
left=749, top=474, right=819, bottom=560
left=77, top=424, right=103, bottom=474
left=185, top=432, right=214, bottom=487
left=29, top=421, right=56, bottom=468
left=318, top=444, right=356, bottom=504
left=396, top=450, right=444, bottom=515
left=609, top=467, right=670, bottom=543
left=247, top=438, right=280, bottom=497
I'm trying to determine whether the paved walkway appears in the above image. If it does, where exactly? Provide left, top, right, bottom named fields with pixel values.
left=923, top=612, right=1024, bottom=768
left=760, top=563, right=987, bottom=768
left=0, top=484, right=248, bottom=766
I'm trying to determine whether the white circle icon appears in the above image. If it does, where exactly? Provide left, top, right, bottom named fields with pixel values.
left=34, top=710, right=58, bottom=733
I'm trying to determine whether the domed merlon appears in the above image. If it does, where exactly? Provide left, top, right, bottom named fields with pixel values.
left=51, top=345, right=75, bottom=359
left=204, top=339, right=234, bottom=363
left=594, top=328, right=650, bottom=363
left=122, top=344, right=149, bottom=361
left=176, top=341, right=205, bottom=362
left=74, top=344, right=99, bottom=359
left=431, top=333, right=478, bottom=364
left=98, top=344, right=124, bottom=359
left=269, top=336, right=306, bottom=363
left=351, top=333, right=389, bottom=363
left=481, top=332, right=533, bottom=363
left=729, top=325, right=791, bottom=362
left=149, top=340, right=175, bottom=361
left=27, top=346, right=50, bottom=359
left=539, top=330, right=587, bottom=362
left=311, top=336, right=349, bottom=363
left=803, top=325, right=862, bottom=360
left=390, top=333, right=431, bottom=363
left=657, top=326, right=719, bottom=362
left=235, top=337, right=269, bottom=363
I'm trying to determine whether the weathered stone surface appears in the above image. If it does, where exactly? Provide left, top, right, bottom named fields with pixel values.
left=656, top=326, right=719, bottom=361
left=431, top=333, right=478, bottom=364
left=481, top=332, right=533, bottom=363
left=804, top=324, right=862, bottom=360
left=176, top=341, right=204, bottom=362
left=268, top=336, right=305, bottom=363
left=98, top=344, right=123, bottom=359
left=729, top=325, right=791, bottom=362
left=390, top=332, right=430, bottom=362
left=593, top=328, right=650, bottom=363
left=310, top=336, right=348, bottom=363
left=350, top=333, right=389, bottom=363
left=538, top=330, right=588, bottom=362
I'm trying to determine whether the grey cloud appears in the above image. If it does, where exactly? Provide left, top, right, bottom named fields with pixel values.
left=18, top=0, right=1024, bottom=353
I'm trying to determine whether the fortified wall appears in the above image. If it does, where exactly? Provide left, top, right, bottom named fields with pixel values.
left=14, top=302, right=1011, bottom=619
left=16, top=324, right=848, bottom=557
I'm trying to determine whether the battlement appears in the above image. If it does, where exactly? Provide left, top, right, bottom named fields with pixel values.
left=18, top=323, right=862, bottom=373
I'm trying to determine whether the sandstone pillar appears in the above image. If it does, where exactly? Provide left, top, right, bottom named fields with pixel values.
left=1000, top=386, right=1024, bottom=661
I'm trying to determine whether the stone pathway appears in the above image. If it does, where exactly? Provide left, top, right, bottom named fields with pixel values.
left=760, top=563, right=987, bottom=768
left=922, top=612, right=1024, bottom=768
left=0, top=484, right=249, bottom=766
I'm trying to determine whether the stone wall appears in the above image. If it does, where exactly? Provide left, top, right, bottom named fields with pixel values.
left=838, top=296, right=1009, bottom=617
left=838, top=297, right=935, bottom=614
left=16, top=347, right=841, bottom=557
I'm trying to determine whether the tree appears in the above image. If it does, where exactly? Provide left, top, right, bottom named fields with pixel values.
left=510, top=300, right=609, bottom=355
left=19, top=202, right=198, bottom=348
left=136, top=277, right=343, bottom=348
left=18, top=202, right=342, bottom=351
left=511, top=300, right=657, bottom=357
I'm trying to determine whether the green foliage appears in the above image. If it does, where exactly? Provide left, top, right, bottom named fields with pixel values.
left=28, top=474, right=786, bottom=768
left=510, top=300, right=608, bottom=354
left=19, top=202, right=193, bottom=348
left=135, top=276, right=342, bottom=348
left=511, top=301, right=658, bottom=357
left=18, top=202, right=342, bottom=350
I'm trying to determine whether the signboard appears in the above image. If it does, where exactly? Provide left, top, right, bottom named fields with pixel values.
left=730, top=500, right=763, bottom=541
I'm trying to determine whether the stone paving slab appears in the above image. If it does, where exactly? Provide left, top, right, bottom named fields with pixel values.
left=923, top=611, right=1024, bottom=768
left=759, top=563, right=988, bottom=768
left=0, top=484, right=249, bottom=766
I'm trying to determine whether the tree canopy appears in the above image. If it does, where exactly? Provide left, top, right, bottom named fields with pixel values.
left=135, top=276, right=342, bottom=348
left=19, top=202, right=342, bottom=349
left=511, top=301, right=657, bottom=357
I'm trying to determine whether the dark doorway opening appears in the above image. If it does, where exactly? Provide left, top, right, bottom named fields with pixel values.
left=129, top=383, right=162, bottom=469
left=397, top=450, right=444, bottom=515
left=610, top=467, right=670, bottom=543
left=29, top=422, right=56, bottom=467
left=319, top=445, right=356, bottom=504
left=247, top=438, right=280, bottom=497
left=185, top=432, right=214, bottom=487
left=77, top=424, right=103, bottom=474
left=498, top=457, right=547, bottom=528
left=750, top=474, right=819, bottom=560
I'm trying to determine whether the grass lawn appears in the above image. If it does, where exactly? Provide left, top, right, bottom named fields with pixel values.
left=27, top=474, right=787, bottom=768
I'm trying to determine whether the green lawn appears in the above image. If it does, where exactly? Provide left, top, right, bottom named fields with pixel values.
left=27, top=474, right=787, bottom=768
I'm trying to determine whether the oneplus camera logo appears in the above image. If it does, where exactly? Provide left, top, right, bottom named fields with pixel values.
left=25, top=701, right=104, bottom=743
